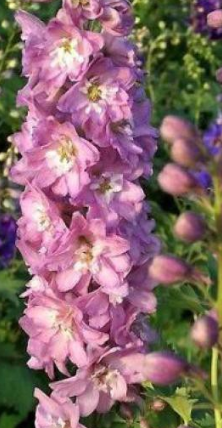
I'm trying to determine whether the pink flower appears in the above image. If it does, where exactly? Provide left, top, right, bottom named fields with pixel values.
left=20, top=289, right=108, bottom=372
left=45, top=213, right=130, bottom=291
left=12, top=118, right=99, bottom=198
left=16, top=10, right=103, bottom=94
left=35, top=389, right=84, bottom=428
left=58, top=57, right=135, bottom=130
left=51, top=348, right=147, bottom=416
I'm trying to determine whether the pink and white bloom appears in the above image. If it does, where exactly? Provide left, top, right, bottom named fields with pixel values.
left=20, top=290, right=108, bottom=371
left=12, top=119, right=99, bottom=198
left=45, top=213, right=130, bottom=291
left=35, top=389, right=84, bottom=428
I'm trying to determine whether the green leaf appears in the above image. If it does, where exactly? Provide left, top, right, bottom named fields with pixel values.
left=0, top=271, right=25, bottom=304
left=0, top=362, right=35, bottom=418
left=0, top=413, right=23, bottom=428
left=160, top=387, right=197, bottom=424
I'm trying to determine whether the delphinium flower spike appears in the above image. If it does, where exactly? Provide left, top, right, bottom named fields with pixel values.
left=10, top=0, right=182, bottom=426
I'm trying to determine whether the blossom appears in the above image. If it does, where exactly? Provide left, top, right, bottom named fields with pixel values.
left=16, top=9, right=103, bottom=96
left=45, top=213, right=130, bottom=292
left=50, top=348, right=149, bottom=415
left=58, top=57, right=135, bottom=131
left=12, top=0, right=160, bottom=424
left=20, top=288, right=108, bottom=372
left=12, top=118, right=99, bottom=198
left=34, top=389, right=84, bottom=428
left=0, top=214, right=16, bottom=268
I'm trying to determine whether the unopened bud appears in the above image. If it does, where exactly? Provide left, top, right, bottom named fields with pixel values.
left=120, top=404, right=133, bottom=420
left=150, top=399, right=166, bottom=412
left=160, top=116, right=197, bottom=144
left=143, top=352, right=188, bottom=385
left=158, top=163, right=198, bottom=196
left=139, top=418, right=150, bottom=428
left=174, top=212, right=206, bottom=243
left=207, top=10, right=222, bottom=28
left=170, top=138, right=202, bottom=167
left=216, top=67, right=222, bottom=83
left=149, top=255, right=191, bottom=285
left=191, top=315, right=219, bottom=349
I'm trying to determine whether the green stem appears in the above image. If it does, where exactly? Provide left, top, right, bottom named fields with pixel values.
left=212, top=173, right=222, bottom=428
left=211, top=348, right=222, bottom=428
left=0, top=28, right=17, bottom=82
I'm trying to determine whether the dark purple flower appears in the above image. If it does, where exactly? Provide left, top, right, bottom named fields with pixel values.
left=0, top=214, right=17, bottom=268
left=191, top=0, right=222, bottom=39
left=193, top=169, right=212, bottom=190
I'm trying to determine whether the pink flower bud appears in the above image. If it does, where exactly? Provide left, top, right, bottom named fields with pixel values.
left=207, top=10, right=222, bottom=28
left=174, top=212, right=206, bottom=243
left=143, top=352, right=188, bottom=385
left=160, top=116, right=197, bottom=144
left=170, top=138, right=202, bottom=167
left=158, top=163, right=198, bottom=196
left=149, top=255, right=191, bottom=285
left=191, top=315, right=219, bottom=349
left=216, top=67, right=222, bottom=83
left=150, top=399, right=166, bottom=412
left=139, top=418, right=150, bottom=428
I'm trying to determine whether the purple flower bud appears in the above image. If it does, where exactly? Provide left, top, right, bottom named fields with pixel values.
left=160, top=116, right=198, bottom=144
left=191, top=314, right=219, bottom=349
left=207, top=10, right=222, bottom=28
left=150, top=399, right=166, bottom=412
left=174, top=212, right=206, bottom=243
left=120, top=404, right=133, bottom=420
left=158, top=163, right=198, bottom=196
left=143, top=352, right=188, bottom=385
left=149, top=255, right=191, bottom=285
left=170, top=138, right=202, bottom=167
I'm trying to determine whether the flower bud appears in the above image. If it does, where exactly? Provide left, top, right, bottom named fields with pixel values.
left=207, top=10, right=222, bottom=28
left=170, top=138, right=202, bottom=167
left=174, top=212, right=206, bottom=243
left=158, top=163, right=198, bottom=196
left=120, top=404, right=133, bottom=420
left=143, top=352, right=188, bottom=385
left=149, top=255, right=191, bottom=285
left=191, top=315, right=219, bottom=349
left=150, top=399, right=166, bottom=412
left=139, top=418, right=150, bottom=428
left=216, top=67, right=222, bottom=83
left=160, top=116, right=197, bottom=144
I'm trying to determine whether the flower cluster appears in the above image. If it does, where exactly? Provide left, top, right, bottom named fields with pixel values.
left=190, top=0, right=222, bottom=38
left=0, top=214, right=16, bottom=268
left=11, top=1, right=167, bottom=426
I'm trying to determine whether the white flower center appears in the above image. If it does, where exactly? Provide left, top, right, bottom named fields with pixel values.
left=91, top=366, right=120, bottom=397
left=52, top=38, right=84, bottom=68
left=32, top=202, right=51, bottom=232
left=74, top=236, right=102, bottom=274
left=46, top=415, right=67, bottom=428
left=90, top=174, right=123, bottom=203
left=81, top=80, right=119, bottom=115
left=46, top=137, right=77, bottom=176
